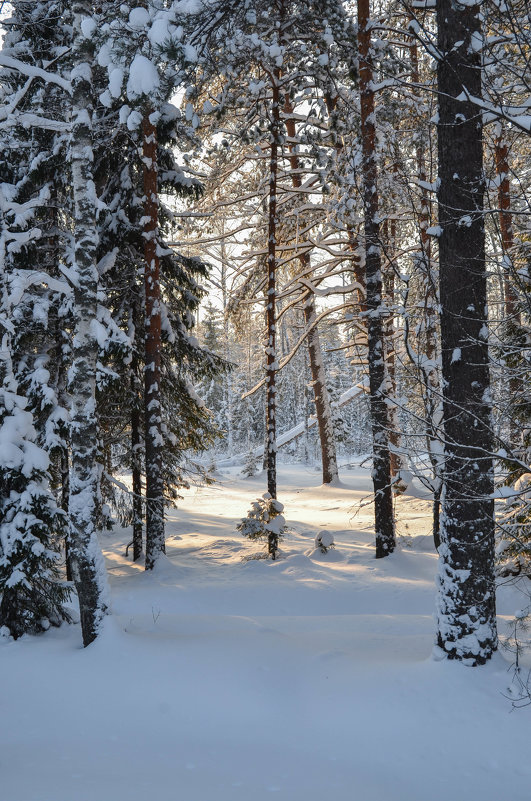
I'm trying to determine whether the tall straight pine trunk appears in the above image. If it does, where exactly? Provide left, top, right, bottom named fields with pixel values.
left=383, top=217, right=407, bottom=492
left=130, top=303, right=144, bottom=562
left=436, top=0, right=497, bottom=664
left=357, top=0, right=395, bottom=558
left=68, top=0, right=108, bottom=646
left=142, top=110, right=165, bottom=570
left=284, top=100, right=339, bottom=485
left=410, top=34, right=443, bottom=547
left=265, top=72, right=281, bottom=503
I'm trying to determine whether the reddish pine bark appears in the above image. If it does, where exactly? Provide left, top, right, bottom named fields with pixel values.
left=142, top=111, right=165, bottom=570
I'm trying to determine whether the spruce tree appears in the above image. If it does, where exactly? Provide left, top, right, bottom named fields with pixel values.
left=0, top=187, right=70, bottom=638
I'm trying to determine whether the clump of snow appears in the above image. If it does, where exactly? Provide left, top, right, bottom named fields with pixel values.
left=314, top=530, right=335, bottom=553
left=126, top=55, right=160, bottom=101
left=128, top=7, right=150, bottom=29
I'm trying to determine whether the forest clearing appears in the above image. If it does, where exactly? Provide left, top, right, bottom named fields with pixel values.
left=1, top=1, right=531, bottom=798
left=2, top=461, right=530, bottom=801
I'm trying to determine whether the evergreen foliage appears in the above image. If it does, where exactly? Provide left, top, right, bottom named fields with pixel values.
left=237, top=493, right=286, bottom=559
left=0, top=257, right=70, bottom=638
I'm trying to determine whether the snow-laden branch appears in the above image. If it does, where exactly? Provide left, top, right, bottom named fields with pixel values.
left=0, top=53, right=71, bottom=93
left=241, top=300, right=356, bottom=399
left=7, top=270, right=71, bottom=306
left=455, top=89, right=531, bottom=134
left=13, top=112, right=69, bottom=132
left=297, top=276, right=365, bottom=298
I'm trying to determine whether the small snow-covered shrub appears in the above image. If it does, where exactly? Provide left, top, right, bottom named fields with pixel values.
left=242, top=449, right=259, bottom=478
left=237, top=493, right=285, bottom=559
left=314, top=530, right=335, bottom=553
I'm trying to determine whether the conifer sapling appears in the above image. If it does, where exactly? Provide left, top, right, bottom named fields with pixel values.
left=237, top=493, right=285, bottom=559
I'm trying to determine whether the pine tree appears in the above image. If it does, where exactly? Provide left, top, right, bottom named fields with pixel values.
left=435, top=0, right=497, bottom=664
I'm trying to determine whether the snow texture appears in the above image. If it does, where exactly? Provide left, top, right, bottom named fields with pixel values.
left=1, top=463, right=528, bottom=801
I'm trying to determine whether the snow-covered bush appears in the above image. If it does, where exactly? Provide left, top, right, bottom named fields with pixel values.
left=242, top=449, right=259, bottom=478
left=314, top=530, right=335, bottom=554
left=0, top=367, right=70, bottom=638
left=237, top=493, right=285, bottom=559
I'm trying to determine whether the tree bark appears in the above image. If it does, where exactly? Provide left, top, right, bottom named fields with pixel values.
left=358, top=0, right=395, bottom=558
left=130, top=314, right=144, bottom=561
left=142, top=110, right=165, bottom=570
left=436, top=0, right=497, bottom=664
left=410, top=32, right=442, bottom=549
left=494, top=129, right=521, bottom=447
left=383, top=218, right=407, bottom=492
left=265, top=71, right=281, bottom=506
left=284, top=99, right=339, bottom=485
left=68, top=0, right=109, bottom=646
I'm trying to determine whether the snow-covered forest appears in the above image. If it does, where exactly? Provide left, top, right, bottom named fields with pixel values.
left=1, top=1, right=530, bottom=798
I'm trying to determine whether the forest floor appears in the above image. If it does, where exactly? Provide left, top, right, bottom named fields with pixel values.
left=2, top=460, right=531, bottom=801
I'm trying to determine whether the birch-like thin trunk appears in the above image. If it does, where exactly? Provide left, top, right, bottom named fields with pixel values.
left=284, top=100, right=339, bottom=485
left=436, top=0, right=497, bottom=664
left=142, top=110, right=165, bottom=570
left=358, top=0, right=395, bottom=558
left=68, top=0, right=109, bottom=646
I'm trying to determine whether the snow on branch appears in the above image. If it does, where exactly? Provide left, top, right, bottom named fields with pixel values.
left=0, top=54, right=71, bottom=93
left=7, top=270, right=71, bottom=306
left=241, top=300, right=357, bottom=399
left=455, top=89, right=531, bottom=134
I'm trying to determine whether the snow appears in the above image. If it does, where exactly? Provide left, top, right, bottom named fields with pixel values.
left=148, top=13, right=179, bottom=47
left=108, top=67, right=124, bottom=99
left=126, top=55, right=160, bottom=101
left=1, top=462, right=529, bottom=801
left=128, top=7, right=150, bottom=30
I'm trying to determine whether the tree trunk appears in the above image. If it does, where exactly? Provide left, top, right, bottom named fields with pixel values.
left=494, top=129, right=521, bottom=447
left=265, top=72, right=281, bottom=506
left=303, top=299, right=339, bottom=484
left=142, top=110, right=165, bottom=570
left=131, top=318, right=143, bottom=561
left=436, top=0, right=497, bottom=664
left=68, top=0, right=109, bottom=646
left=358, top=0, right=395, bottom=558
left=383, top=218, right=407, bottom=493
left=410, top=33, right=442, bottom=549
left=61, top=447, right=72, bottom=580
left=284, top=99, right=339, bottom=485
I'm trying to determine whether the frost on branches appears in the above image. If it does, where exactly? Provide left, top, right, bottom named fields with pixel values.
left=238, top=493, right=285, bottom=560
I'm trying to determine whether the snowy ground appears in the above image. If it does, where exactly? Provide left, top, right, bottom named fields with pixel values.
left=2, top=461, right=530, bottom=801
